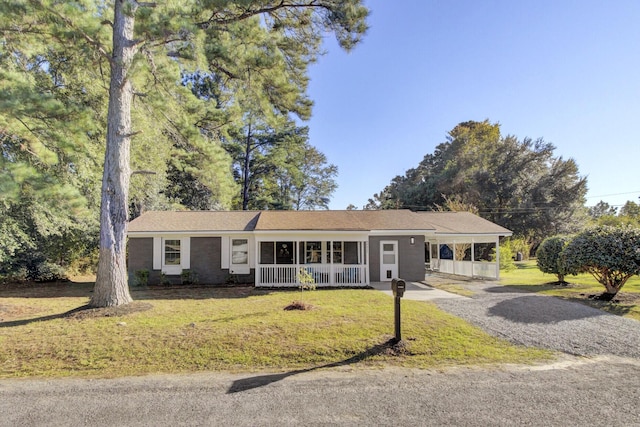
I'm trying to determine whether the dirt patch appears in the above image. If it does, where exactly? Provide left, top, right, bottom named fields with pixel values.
left=284, top=301, right=315, bottom=311
left=364, top=337, right=414, bottom=357
left=64, top=302, right=154, bottom=320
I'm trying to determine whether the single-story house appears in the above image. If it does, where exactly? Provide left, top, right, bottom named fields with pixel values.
left=127, top=210, right=512, bottom=287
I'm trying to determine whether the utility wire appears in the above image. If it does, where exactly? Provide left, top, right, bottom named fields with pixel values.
left=586, top=191, right=640, bottom=199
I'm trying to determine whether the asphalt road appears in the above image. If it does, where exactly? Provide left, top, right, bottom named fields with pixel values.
left=1, top=356, right=639, bottom=426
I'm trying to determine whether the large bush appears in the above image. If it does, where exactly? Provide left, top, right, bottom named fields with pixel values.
left=497, top=243, right=515, bottom=271
left=563, top=225, right=640, bottom=299
left=536, top=235, right=575, bottom=283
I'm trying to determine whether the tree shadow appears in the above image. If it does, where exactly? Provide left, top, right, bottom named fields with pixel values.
left=0, top=283, right=273, bottom=301
left=227, top=338, right=408, bottom=394
left=487, top=295, right=604, bottom=324
left=572, top=295, right=635, bottom=317
left=483, top=286, right=531, bottom=294
left=132, top=285, right=260, bottom=301
left=0, top=282, right=94, bottom=298
left=0, top=305, right=92, bottom=328
left=1, top=301, right=155, bottom=327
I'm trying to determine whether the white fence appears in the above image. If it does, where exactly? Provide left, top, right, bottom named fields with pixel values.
left=258, top=264, right=368, bottom=287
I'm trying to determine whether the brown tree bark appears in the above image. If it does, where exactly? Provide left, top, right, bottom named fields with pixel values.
left=90, top=0, right=138, bottom=307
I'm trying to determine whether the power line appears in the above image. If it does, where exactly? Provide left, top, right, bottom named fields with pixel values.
left=586, top=191, right=640, bottom=199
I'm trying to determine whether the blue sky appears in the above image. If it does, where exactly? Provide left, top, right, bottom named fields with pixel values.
left=305, top=0, right=640, bottom=211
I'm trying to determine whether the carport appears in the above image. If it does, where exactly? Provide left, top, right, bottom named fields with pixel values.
left=417, top=211, right=512, bottom=280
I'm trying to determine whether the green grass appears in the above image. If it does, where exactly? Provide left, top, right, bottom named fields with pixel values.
left=501, top=261, right=640, bottom=320
left=0, top=284, right=551, bottom=379
left=423, top=283, right=476, bottom=297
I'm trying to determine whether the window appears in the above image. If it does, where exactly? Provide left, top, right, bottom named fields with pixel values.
left=259, top=241, right=294, bottom=265
left=305, top=241, right=322, bottom=264
left=344, top=242, right=359, bottom=264
left=164, top=239, right=181, bottom=265
left=332, top=241, right=343, bottom=264
left=232, top=239, right=248, bottom=264
left=474, top=242, right=496, bottom=261
left=154, top=237, right=189, bottom=273
left=439, top=244, right=453, bottom=260
left=276, top=241, right=294, bottom=264
left=260, top=242, right=274, bottom=264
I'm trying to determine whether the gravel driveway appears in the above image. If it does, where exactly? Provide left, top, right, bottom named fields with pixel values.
left=428, top=281, right=640, bottom=358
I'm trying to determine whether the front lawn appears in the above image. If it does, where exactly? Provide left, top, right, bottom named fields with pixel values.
left=501, top=261, right=640, bottom=320
left=0, top=283, right=551, bottom=379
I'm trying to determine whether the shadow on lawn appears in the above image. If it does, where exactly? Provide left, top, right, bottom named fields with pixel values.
left=0, top=283, right=270, bottom=301
left=0, top=282, right=94, bottom=298
left=132, top=285, right=259, bottom=301
left=227, top=338, right=410, bottom=394
left=0, top=305, right=92, bottom=328
left=0, top=302, right=154, bottom=327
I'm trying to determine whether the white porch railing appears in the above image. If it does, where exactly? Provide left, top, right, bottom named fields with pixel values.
left=437, top=260, right=498, bottom=279
left=258, top=264, right=367, bottom=287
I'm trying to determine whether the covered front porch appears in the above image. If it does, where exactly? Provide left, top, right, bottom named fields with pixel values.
left=255, top=236, right=369, bottom=287
left=426, top=236, right=501, bottom=280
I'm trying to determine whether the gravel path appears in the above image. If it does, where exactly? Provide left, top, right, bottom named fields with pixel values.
left=432, top=282, right=640, bottom=358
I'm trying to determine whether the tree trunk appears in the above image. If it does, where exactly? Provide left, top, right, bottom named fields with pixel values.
left=242, top=123, right=252, bottom=211
left=91, top=0, right=137, bottom=307
left=599, top=292, right=617, bottom=301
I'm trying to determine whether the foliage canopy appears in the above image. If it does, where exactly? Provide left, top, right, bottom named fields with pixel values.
left=536, top=235, right=574, bottom=283
left=563, top=225, right=640, bottom=298
left=367, top=120, right=588, bottom=244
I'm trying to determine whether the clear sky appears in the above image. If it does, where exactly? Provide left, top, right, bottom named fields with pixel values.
left=305, top=0, right=640, bottom=211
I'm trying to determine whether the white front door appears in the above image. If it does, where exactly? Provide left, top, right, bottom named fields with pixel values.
left=380, top=240, right=398, bottom=281
left=229, top=238, right=250, bottom=275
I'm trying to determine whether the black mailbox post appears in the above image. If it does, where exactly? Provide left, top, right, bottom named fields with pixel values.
left=391, top=278, right=406, bottom=342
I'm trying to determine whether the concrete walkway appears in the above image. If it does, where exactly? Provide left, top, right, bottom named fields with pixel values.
left=370, top=280, right=467, bottom=301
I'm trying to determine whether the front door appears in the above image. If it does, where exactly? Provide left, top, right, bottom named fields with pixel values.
left=379, top=240, right=398, bottom=281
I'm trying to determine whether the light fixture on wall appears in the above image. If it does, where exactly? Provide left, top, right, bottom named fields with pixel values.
left=410, top=237, right=415, bottom=245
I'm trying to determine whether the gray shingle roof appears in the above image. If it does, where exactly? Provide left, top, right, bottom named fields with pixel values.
left=128, top=210, right=512, bottom=235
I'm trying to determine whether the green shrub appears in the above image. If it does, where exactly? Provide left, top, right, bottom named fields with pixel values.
left=536, top=235, right=574, bottom=283
left=563, top=225, right=640, bottom=298
left=298, top=268, right=316, bottom=291
left=0, top=267, right=28, bottom=285
left=32, top=261, right=68, bottom=282
left=506, top=237, right=531, bottom=260
left=160, top=272, right=172, bottom=286
left=134, top=269, right=150, bottom=286
left=180, top=269, right=198, bottom=285
left=67, top=249, right=99, bottom=276
left=497, top=244, right=516, bottom=271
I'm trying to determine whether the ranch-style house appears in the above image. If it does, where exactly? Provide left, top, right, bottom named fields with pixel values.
left=127, top=209, right=512, bottom=286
